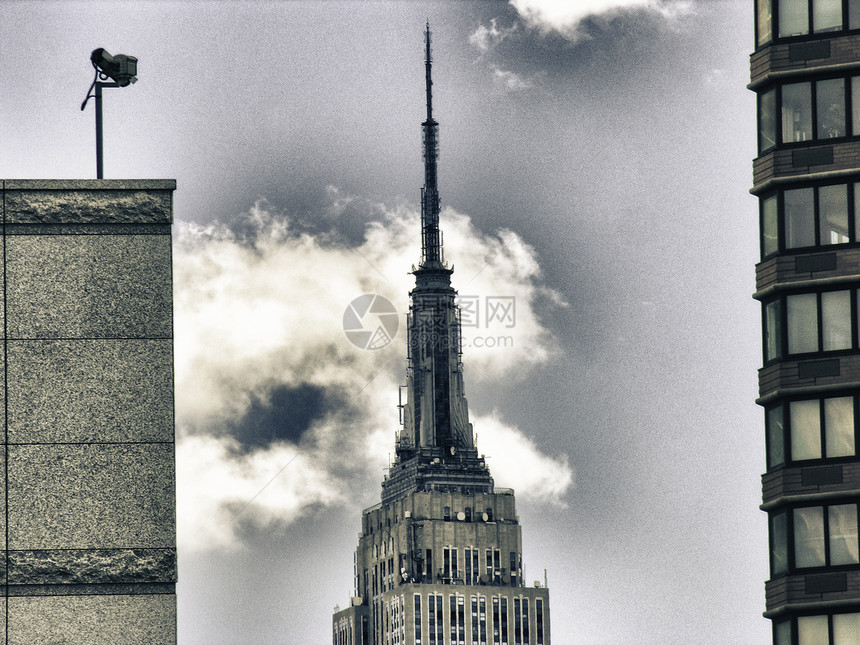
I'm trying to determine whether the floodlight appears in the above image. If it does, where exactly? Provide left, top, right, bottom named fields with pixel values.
left=90, top=48, right=138, bottom=86
left=80, top=47, right=140, bottom=178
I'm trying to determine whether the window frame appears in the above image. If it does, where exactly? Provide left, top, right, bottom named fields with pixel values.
left=765, top=396, right=860, bottom=466
left=757, top=75, right=858, bottom=155
left=769, top=502, right=860, bottom=577
left=759, top=179, right=859, bottom=260
left=755, top=0, right=860, bottom=48
left=761, top=287, right=859, bottom=363
left=772, top=611, right=860, bottom=644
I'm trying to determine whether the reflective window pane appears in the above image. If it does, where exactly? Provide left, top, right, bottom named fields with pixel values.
left=787, top=293, right=818, bottom=354
left=760, top=89, right=777, bottom=151
left=819, top=184, right=850, bottom=244
left=795, top=506, right=826, bottom=568
left=834, top=613, right=860, bottom=645
left=817, top=78, right=846, bottom=138
left=814, top=0, right=843, bottom=32
left=766, top=300, right=783, bottom=361
left=779, top=0, right=810, bottom=36
left=852, top=0, right=860, bottom=29
left=825, top=396, right=855, bottom=458
left=783, top=82, right=813, bottom=142
left=757, top=0, right=773, bottom=46
left=797, top=615, right=829, bottom=645
left=771, top=511, right=788, bottom=575
left=785, top=188, right=815, bottom=248
left=791, top=400, right=822, bottom=460
left=768, top=405, right=785, bottom=468
left=829, top=504, right=859, bottom=565
left=822, top=290, right=851, bottom=351
left=763, top=195, right=779, bottom=256
left=774, top=620, right=791, bottom=645
left=853, top=78, right=860, bottom=136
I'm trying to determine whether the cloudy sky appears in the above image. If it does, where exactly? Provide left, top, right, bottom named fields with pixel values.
left=1, top=1, right=762, bottom=643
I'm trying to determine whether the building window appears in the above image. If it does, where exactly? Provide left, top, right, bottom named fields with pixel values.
left=766, top=396, right=858, bottom=469
left=760, top=181, right=855, bottom=257
left=760, top=88, right=777, bottom=151
left=775, top=613, right=860, bottom=644
left=757, top=0, right=774, bottom=45
left=762, top=289, right=857, bottom=362
left=536, top=599, right=544, bottom=645
left=765, top=299, right=782, bottom=362
left=770, top=503, right=860, bottom=574
left=758, top=76, right=860, bottom=153
left=501, top=597, right=509, bottom=645
left=415, top=594, right=422, bottom=645
left=514, top=598, right=522, bottom=645
left=480, top=597, right=488, bottom=645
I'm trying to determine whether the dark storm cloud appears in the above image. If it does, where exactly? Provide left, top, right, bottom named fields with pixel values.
left=226, top=383, right=342, bottom=451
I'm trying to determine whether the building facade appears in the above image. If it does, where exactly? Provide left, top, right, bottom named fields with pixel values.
left=0, top=180, right=177, bottom=643
left=333, top=27, right=550, bottom=645
left=752, top=2, right=860, bottom=643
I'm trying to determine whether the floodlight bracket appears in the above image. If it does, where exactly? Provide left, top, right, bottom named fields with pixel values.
left=80, top=50, right=136, bottom=179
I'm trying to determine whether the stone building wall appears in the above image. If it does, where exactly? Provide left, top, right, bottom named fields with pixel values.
left=0, top=180, right=177, bottom=644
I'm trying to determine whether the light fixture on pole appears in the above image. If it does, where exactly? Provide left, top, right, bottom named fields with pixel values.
left=80, top=48, right=138, bottom=179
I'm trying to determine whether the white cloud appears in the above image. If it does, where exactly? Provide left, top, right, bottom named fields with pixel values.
left=491, top=65, right=533, bottom=92
left=469, top=18, right=518, bottom=53
left=173, top=195, right=571, bottom=551
left=509, top=0, right=692, bottom=38
left=474, top=412, right=573, bottom=505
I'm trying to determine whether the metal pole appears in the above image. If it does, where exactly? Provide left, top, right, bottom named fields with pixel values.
left=95, top=81, right=104, bottom=179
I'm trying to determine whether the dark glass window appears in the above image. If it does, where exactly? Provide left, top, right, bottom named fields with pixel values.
left=760, top=89, right=777, bottom=151
left=767, top=405, right=786, bottom=468
left=774, top=619, right=790, bottom=645
left=771, top=510, right=789, bottom=575
left=765, top=299, right=782, bottom=362
left=762, top=194, right=779, bottom=256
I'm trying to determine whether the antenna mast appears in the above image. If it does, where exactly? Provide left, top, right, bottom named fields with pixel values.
left=420, top=22, right=442, bottom=266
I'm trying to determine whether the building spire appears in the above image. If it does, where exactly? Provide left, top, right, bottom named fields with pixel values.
left=395, top=24, right=475, bottom=469
left=420, top=21, right=442, bottom=267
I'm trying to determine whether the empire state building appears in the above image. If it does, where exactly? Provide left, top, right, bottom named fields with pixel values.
left=332, top=25, right=552, bottom=645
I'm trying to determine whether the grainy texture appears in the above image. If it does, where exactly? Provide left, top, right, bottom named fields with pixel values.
left=7, top=595, right=176, bottom=645
left=7, top=443, right=175, bottom=550
left=6, top=339, right=173, bottom=443
left=7, top=549, right=176, bottom=585
left=5, top=234, right=172, bottom=339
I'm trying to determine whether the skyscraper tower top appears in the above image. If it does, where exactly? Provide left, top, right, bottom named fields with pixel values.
left=332, top=26, right=551, bottom=645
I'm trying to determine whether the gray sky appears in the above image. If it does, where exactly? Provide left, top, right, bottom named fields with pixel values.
left=1, top=1, right=764, bottom=643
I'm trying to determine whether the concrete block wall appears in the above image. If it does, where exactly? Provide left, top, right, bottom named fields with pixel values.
left=0, top=180, right=176, bottom=644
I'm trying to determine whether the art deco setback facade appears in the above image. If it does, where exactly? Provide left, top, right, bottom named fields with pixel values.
left=752, top=2, right=860, bottom=643
left=0, top=180, right=177, bottom=644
